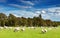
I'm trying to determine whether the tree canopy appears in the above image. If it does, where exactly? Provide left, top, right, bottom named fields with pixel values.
left=0, top=13, right=59, bottom=27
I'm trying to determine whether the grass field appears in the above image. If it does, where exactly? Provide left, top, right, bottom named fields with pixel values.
left=0, top=27, right=60, bottom=38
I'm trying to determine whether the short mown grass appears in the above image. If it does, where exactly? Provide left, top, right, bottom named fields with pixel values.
left=0, top=27, right=60, bottom=38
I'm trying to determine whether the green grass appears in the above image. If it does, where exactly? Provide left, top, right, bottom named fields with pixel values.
left=0, top=27, right=60, bottom=38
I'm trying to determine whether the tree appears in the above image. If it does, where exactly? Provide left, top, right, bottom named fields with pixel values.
left=0, top=13, right=7, bottom=26
left=33, top=17, right=38, bottom=27
left=19, top=17, right=27, bottom=26
left=0, top=13, right=59, bottom=27
left=27, top=18, right=33, bottom=27
left=8, top=14, right=17, bottom=26
left=45, top=19, right=53, bottom=27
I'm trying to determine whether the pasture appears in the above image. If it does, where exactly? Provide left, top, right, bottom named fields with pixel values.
left=0, top=27, right=60, bottom=38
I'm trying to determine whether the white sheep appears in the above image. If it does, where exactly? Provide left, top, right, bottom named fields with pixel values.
left=30, top=27, right=36, bottom=29
left=0, top=27, right=3, bottom=29
left=8, top=27, right=12, bottom=29
left=41, top=26, right=44, bottom=29
left=4, top=26, right=8, bottom=29
left=48, top=27, right=52, bottom=30
left=14, top=27, right=20, bottom=32
left=28, top=27, right=31, bottom=29
left=21, top=27, right=25, bottom=31
left=41, top=29, right=47, bottom=33
left=44, top=29, right=47, bottom=32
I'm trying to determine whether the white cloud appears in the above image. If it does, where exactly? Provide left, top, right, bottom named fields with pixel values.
left=34, top=10, right=46, bottom=15
left=20, top=0, right=34, bottom=5
left=41, top=10, right=46, bottom=14
left=33, top=7, right=60, bottom=21
left=9, top=4, right=32, bottom=9
left=5, top=10, right=39, bottom=18
left=47, top=7, right=60, bottom=15
left=42, top=14, right=51, bottom=19
left=33, top=13, right=39, bottom=17
left=1, top=6, right=60, bottom=21
left=35, top=11, right=41, bottom=14
left=40, top=7, right=60, bottom=21
left=48, top=8, right=56, bottom=12
left=56, top=10, right=60, bottom=13
left=47, top=7, right=60, bottom=12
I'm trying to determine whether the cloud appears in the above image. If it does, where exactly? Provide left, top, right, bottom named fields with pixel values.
left=33, top=7, right=60, bottom=21
left=42, top=14, right=51, bottom=19
left=0, top=5, right=60, bottom=21
left=47, top=7, right=60, bottom=16
left=34, top=10, right=46, bottom=15
left=8, top=4, right=32, bottom=9
left=9, top=7, right=60, bottom=21
left=41, top=10, right=46, bottom=14
left=35, top=11, right=41, bottom=14
left=20, top=0, right=34, bottom=6
left=47, top=7, right=60, bottom=11
left=41, top=7, right=60, bottom=21
left=5, top=10, right=38, bottom=18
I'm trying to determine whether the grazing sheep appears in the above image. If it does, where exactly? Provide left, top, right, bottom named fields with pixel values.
left=0, top=27, right=3, bottom=29
left=48, top=27, right=52, bottom=30
left=41, top=29, right=47, bottom=33
left=28, top=27, right=31, bottom=29
left=41, top=26, right=44, bottom=29
left=14, top=27, right=20, bottom=32
left=44, top=29, right=47, bottom=32
left=42, top=29, right=44, bottom=33
left=8, top=27, right=12, bottom=30
left=30, top=27, right=36, bottom=29
left=33, top=27, right=36, bottom=29
left=21, top=28, right=25, bottom=31
left=4, top=26, right=8, bottom=29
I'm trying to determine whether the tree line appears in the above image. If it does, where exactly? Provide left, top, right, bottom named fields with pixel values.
left=0, top=13, right=60, bottom=27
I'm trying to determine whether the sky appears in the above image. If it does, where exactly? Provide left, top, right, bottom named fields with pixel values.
left=0, top=0, right=60, bottom=21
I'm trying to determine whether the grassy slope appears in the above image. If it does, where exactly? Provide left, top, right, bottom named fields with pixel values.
left=0, top=27, right=60, bottom=38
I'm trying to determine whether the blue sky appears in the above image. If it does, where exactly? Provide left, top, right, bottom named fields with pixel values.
left=0, top=0, right=60, bottom=21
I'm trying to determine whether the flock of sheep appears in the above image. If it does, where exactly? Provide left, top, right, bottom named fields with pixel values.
left=0, top=26, right=57, bottom=34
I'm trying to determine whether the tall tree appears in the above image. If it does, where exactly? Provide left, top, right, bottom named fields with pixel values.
left=8, top=14, right=17, bottom=26
left=0, top=13, right=7, bottom=26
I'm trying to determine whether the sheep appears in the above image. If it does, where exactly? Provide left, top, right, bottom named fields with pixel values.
left=41, top=29, right=47, bottom=33
left=48, top=27, right=52, bottom=30
left=34, top=27, right=36, bottom=29
left=8, top=27, right=12, bottom=30
left=4, top=26, right=8, bottom=29
left=21, top=27, right=25, bottom=31
left=44, top=29, right=47, bottom=32
left=0, top=27, right=3, bottom=29
left=41, top=29, right=45, bottom=33
left=28, top=27, right=31, bottom=29
left=30, top=27, right=36, bottom=29
left=14, top=27, right=20, bottom=32
left=40, top=26, right=44, bottom=29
